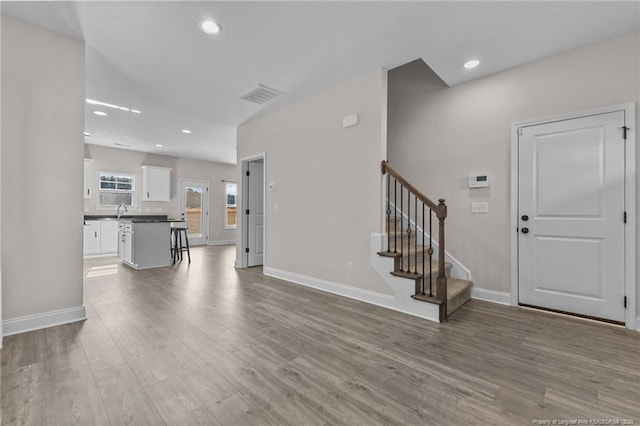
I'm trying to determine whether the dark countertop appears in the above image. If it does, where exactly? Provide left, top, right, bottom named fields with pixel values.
left=119, top=219, right=168, bottom=223
left=84, top=214, right=169, bottom=221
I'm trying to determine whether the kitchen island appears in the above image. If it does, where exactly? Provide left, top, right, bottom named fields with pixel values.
left=117, top=218, right=171, bottom=270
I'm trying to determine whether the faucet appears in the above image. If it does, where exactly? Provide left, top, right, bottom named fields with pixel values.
left=117, top=204, right=128, bottom=220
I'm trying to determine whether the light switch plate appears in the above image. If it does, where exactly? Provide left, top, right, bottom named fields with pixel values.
left=471, top=201, right=489, bottom=214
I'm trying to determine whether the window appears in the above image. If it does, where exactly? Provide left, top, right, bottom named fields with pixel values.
left=98, top=171, right=136, bottom=208
left=225, top=182, right=237, bottom=229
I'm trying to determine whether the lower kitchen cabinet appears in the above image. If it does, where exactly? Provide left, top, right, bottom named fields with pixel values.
left=100, top=220, right=118, bottom=253
left=118, top=220, right=170, bottom=269
left=83, top=221, right=101, bottom=255
left=84, top=220, right=118, bottom=256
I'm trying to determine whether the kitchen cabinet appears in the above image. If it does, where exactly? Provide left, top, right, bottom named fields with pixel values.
left=84, top=220, right=118, bottom=256
left=100, top=220, right=118, bottom=253
left=83, top=221, right=100, bottom=255
left=84, top=159, right=94, bottom=199
left=118, top=222, right=133, bottom=264
left=141, top=166, right=171, bottom=202
left=118, top=220, right=170, bottom=269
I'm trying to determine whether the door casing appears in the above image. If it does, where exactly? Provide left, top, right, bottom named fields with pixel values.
left=237, top=153, right=266, bottom=269
left=510, top=103, right=636, bottom=329
left=178, top=179, right=209, bottom=246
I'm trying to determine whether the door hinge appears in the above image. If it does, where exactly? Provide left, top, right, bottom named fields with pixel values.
left=517, top=128, right=523, bottom=136
left=246, top=209, right=250, bottom=215
left=245, top=247, right=249, bottom=253
left=623, top=126, right=629, bottom=140
left=206, top=187, right=209, bottom=192
left=624, top=296, right=627, bottom=308
left=246, top=171, right=250, bottom=176
left=624, top=211, right=627, bottom=223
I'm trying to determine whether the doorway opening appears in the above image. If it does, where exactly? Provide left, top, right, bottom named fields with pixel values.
left=239, top=154, right=265, bottom=268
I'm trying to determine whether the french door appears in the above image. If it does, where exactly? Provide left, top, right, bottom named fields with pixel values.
left=179, top=179, right=209, bottom=246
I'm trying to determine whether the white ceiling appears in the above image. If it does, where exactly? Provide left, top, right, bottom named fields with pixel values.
left=2, top=1, right=638, bottom=164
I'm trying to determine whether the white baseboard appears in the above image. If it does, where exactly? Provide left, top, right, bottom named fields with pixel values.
left=471, top=288, right=512, bottom=305
left=264, top=266, right=396, bottom=306
left=266, top=264, right=441, bottom=322
left=2, top=305, right=87, bottom=337
left=636, top=316, right=640, bottom=332
left=208, top=239, right=236, bottom=246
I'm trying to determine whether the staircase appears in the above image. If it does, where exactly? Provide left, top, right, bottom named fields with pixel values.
left=377, top=161, right=473, bottom=322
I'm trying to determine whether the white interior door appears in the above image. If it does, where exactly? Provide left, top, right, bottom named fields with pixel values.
left=247, top=160, right=264, bottom=267
left=518, top=111, right=626, bottom=322
left=179, top=179, right=208, bottom=246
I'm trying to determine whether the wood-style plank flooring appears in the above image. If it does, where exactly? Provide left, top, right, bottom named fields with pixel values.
left=2, top=245, right=639, bottom=425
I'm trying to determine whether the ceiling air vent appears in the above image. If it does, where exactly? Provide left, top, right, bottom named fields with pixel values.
left=240, top=84, right=285, bottom=105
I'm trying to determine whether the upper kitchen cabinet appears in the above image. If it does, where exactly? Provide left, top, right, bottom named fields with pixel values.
left=141, top=166, right=171, bottom=202
left=84, top=159, right=94, bottom=199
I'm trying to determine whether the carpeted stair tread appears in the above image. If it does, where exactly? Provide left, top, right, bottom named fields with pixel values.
left=391, top=270, right=423, bottom=280
left=377, top=252, right=451, bottom=276
left=446, top=278, right=473, bottom=315
left=410, top=278, right=472, bottom=315
left=379, top=214, right=473, bottom=319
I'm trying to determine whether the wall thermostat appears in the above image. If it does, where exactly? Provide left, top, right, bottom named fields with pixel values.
left=469, top=175, right=489, bottom=188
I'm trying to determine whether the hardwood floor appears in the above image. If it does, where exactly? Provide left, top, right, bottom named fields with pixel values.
left=2, top=245, right=639, bottom=425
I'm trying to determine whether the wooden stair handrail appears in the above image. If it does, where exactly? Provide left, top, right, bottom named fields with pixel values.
left=381, top=161, right=446, bottom=218
left=381, top=160, right=449, bottom=320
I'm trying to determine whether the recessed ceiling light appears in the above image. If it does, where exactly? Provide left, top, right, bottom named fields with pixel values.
left=93, top=111, right=107, bottom=116
left=87, top=99, right=119, bottom=109
left=464, top=59, right=480, bottom=69
left=155, top=144, right=163, bottom=148
left=199, top=20, right=221, bottom=35
left=86, top=99, right=141, bottom=114
left=182, top=129, right=192, bottom=134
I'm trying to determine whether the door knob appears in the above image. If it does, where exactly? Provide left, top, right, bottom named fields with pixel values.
left=521, top=215, right=529, bottom=221
left=521, top=227, right=529, bottom=234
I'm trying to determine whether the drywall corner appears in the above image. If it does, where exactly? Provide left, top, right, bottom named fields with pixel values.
left=1, top=14, right=85, bottom=333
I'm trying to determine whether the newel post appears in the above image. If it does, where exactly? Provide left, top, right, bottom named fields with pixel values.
left=436, top=198, right=448, bottom=321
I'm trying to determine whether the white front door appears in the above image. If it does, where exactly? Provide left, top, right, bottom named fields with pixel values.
left=247, top=160, right=264, bottom=267
left=179, top=179, right=209, bottom=246
left=518, top=111, right=626, bottom=322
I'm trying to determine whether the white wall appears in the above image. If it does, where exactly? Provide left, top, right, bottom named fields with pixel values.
left=388, top=33, right=640, bottom=305
left=1, top=14, right=85, bottom=329
left=237, top=69, right=391, bottom=295
left=84, top=144, right=236, bottom=244
left=0, top=14, right=3, bottom=345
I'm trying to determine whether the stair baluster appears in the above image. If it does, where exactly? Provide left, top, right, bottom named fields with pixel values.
left=386, top=174, right=391, bottom=253
left=422, top=203, right=426, bottom=295
left=414, top=195, right=418, bottom=275
left=407, top=191, right=411, bottom=273
left=380, top=160, right=451, bottom=319
left=437, top=199, right=447, bottom=321
left=428, top=208, right=433, bottom=297
left=400, top=184, right=404, bottom=271
left=394, top=181, right=398, bottom=253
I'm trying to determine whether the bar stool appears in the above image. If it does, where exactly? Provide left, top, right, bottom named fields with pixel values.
left=171, top=227, right=191, bottom=264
